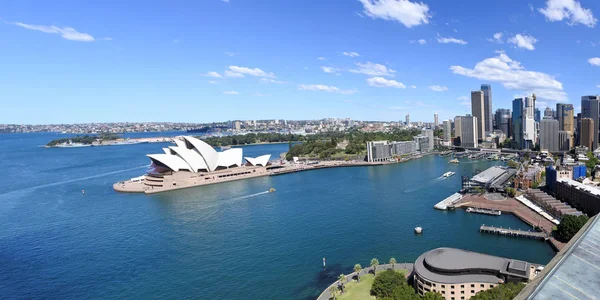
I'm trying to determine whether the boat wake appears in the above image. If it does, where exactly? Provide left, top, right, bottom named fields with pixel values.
left=0, top=165, right=147, bottom=198
left=230, top=190, right=270, bottom=201
left=404, top=177, right=442, bottom=193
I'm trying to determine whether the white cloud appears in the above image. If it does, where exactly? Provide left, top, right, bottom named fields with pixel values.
left=457, top=96, right=468, bottom=101
left=342, top=51, right=360, bottom=57
left=411, top=85, right=417, bottom=88
left=208, top=80, right=219, bottom=84
left=321, top=66, right=337, bottom=73
left=318, top=57, right=327, bottom=60
left=227, top=66, right=275, bottom=78
left=350, top=62, right=396, bottom=77
left=508, top=34, right=538, bottom=50
left=366, top=77, right=406, bottom=88
left=429, top=85, right=448, bottom=92
left=539, top=0, right=596, bottom=27
left=224, top=70, right=244, bottom=78
left=14, top=22, right=95, bottom=42
left=298, top=84, right=357, bottom=94
left=358, top=0, right=431, bottom=28
left=259, top=78, right=286, bottom=84
left=418, top=39, right=426, bottom=45
left=223, top=91, right=239, bottom=95
left=224, top=52, right=237, bottom=56
left=450, top=52, right=567, bottom=101
left=597, top=84, right=600, bottom=88
left=103, top=37, right=113, bottom=41
left=589, top=57, right=600, bottom=66
left=460, top=101, right=471, bottom=106
left=437, top=34, right=468, bottom=45
left=529, top=3, right=535, bottom=13
left=205, top=71, right=223, bottom=78
left=222, top=0, right=230, bottom=3
left=487, top=32, right=504, bottom=43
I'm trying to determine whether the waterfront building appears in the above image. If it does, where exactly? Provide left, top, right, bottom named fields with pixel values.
left=558, top=131, right=571, bottom=152
left=459, top=115, right=478, bottom=148
left=434, top=113, right=439, bottom=128
left=540, top=119, right=559, bottom=152
left=423, top=129, right=435, bottom=151
left=581, top=95, right=600, bottom=150
left=512, top=98, right=523, bottom=149
left=555, top=178, right=600, bottom=216
left=414, top=247, right=532, bottom=300
left=468, top=166, right=515, bottom=191
left=414, top=135, right=430, bottom=152
left=366, top=140, right=418, bottom=162
left=392, top=141, right=418, bottom=156
left=454, top=116, right=462, bottom=139
left=471, top=91, right=485, bottom=140
left=494, top=109, right=510, bottom=136
left=443, top=120, right=452, bottom=141
left=580, top=118, right=595, bottom=150
left=522, top=96, right=537, bottom=150
left=481, top=84, right=493, bottom=134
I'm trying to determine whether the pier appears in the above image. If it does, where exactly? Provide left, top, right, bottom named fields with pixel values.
left=480, top=225, right=549, bottom=240
left=434, top=192, right=463, bottom=210
left=466, top=207, right=501, bottom=216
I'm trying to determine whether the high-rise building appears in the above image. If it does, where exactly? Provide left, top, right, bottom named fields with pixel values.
left=544, top=107, right=554, bottom=118
left=535, top=108, right=541, bottom=123
left=558, top=131, right=571, bottom=152
left=459, top=115, right=478, bottom=148
left=471, top=90, right=485, bottom=141
left=234, top=121, right=241, bottom=131
left=481, top=84, right=492, bottom=134
left=557, top=103, right=574, bottom=148
left=512, top=98, right=523, bottom=149
left=581, top=95, right=600, bottom=150
left=540, top=119, right=559, bottom=152
left=494, top=108, right=511, bottom=136
left=422, top=129, right=434, bottom=151
left=522, top=96, right=536, bottom=149
left=405, top=113, right=410, bottom=126
left=434, top=113, right=439, bottom=128
left=575, top=113, right=581, bottom=146
left=454, top=116, right=462, bottom=142
left=581, top=118, right=595, bottom=150
left=442, top=120, right=452, bottom=141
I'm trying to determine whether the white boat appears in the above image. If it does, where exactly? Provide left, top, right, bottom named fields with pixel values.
left=414, top=227, right=423, bottom=234
left=449, top=158, right=459, bottom=164
left=442, top=171, right=455, bottom=178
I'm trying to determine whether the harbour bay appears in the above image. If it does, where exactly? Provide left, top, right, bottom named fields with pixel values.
left=0, top=132, right=556, bottom=299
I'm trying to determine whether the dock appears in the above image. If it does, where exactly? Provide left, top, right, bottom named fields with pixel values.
left=466, top=207, right=501, bottom=216
left=480, top=225, right=549, bottom=240
left=434, top=192, right=463, bottom=210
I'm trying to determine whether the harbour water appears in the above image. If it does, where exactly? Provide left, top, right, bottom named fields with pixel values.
left=0, top=133, right=556, bottom=299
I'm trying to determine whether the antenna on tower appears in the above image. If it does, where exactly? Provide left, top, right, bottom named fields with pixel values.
left=532, top=93, right=536, bottom=101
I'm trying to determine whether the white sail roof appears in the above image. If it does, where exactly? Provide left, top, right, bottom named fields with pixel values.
left=183, top=136, right=219, bottom=171
left=168, top=146, right=208, bottom=172
left=245, top=154, right=271, bottom=166
left=147, top=154, right=191, bottom=171
left=217, top=148, right=243, bottom=168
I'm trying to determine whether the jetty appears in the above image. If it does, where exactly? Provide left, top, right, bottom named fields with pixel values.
left=434, top=192, right=463, bottom=210
left=466, top=207, right=501, bottom=216
left=480, top=225, right=549, bottom=240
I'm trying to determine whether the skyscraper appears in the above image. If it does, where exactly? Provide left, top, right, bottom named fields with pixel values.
left=481, top=84, right=492, bottom=134
left=581, top=95, right=600, bottom=150
left=454, top=116, right=462, bottom=145
left=422, top=129, right=434, bottom=152
left=471, top=90, right=485, bottom=141
left=494, top=108, right=511, bottom=136
left=557, top=103, right=574, bottom=148
left=581, top=118, right=595, bottom=150
left=459, top=115, right=478, bottom=148
left=540, top=119, right=559, bottom=152
left=434, top=113, right=439, bottom=128
left=522, top=96, right=536, bottom=149
left=442, top=120, right=451, bottom=141
left=405, top=113, right=410, bottom=126
left=544, top=107, right=553, bottom=119
left=512, top=98, right=523, bottom=149
left=535, top=108, right=541, bottom=123
left=558, top=131, right=571, bottom=152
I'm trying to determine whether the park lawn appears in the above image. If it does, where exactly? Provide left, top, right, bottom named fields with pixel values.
left=336, top=269, right=409, bottom=300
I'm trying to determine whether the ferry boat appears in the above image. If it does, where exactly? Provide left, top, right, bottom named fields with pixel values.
left=220, top=145, right=232, bottom=150
left=55, top=139, right=92, bottom=148
left=442, top=171, right=455, bottom=178
left=449, top=158, right=459, bottom=164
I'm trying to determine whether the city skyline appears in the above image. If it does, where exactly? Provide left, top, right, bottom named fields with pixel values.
left=1, top=0, right=600, bottom=124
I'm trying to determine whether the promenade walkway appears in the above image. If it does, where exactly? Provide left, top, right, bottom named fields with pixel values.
left=316, top=263, right=413, bottom=300
left=480, top=225, right=549, bottom=240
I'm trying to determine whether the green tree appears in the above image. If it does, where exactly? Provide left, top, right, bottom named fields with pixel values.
left=389, top=257, right=397, bottom=270
left=555, top=214, right=590, bottom=242
left=338, top=274, right=345, bottom=294
left=370, top=258, right=379, bottom=274
left=422, top=291, right=445, bottom=300
left=585, top=151, right=599, bottom=171
left=507, top=160, right=519, bottom=169
left=389, top=284, right=419, bottom=300
left=469, top=283, right=526, bottom=300
left=505, top=187, right=516, bottom=197
left=370, top=269, right=407, bottom=298
left=354, top=264, right=362, bottom=281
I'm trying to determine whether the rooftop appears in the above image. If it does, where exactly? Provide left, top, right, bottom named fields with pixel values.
left=557, top=178, right=600, bottom=196
left=471, top=166, right=508, bottom=184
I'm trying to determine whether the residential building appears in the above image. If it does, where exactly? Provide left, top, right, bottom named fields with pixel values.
left=422, top=129, right=434, bottom=152
left=434, top=113, right=439, bottom=128
left=414, top=135, right=430, bottom=152
left=580, top=118, right=595, bottom=150
left=512, top=98, right=523, bottom=149
left=481, top=84, right=493, bottom=134
left=414, top=247, right=532, bottom=300
left=555, top=178, right=600, bottom=216
left=494, top=108, right=510, bottom=136
left=459, top=115, right=478, bottom=148
left=540, top=119, right=559, bottom=152
left=471, top=91, right=485, bottom=140
left=366, top=141, right=418, bottom=162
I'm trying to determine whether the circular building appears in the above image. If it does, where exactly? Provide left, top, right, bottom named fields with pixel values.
left=413, top=247, right=531, bottom=300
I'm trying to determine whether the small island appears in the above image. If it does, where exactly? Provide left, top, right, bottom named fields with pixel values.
left=45, top=133, right=131, bottom=148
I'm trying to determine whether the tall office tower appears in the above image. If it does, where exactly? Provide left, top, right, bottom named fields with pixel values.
left=575, top=113, right=582, bottom=146
left=522, top=96, right=536, bottom=149
left=471, top=90, right=485, bottom=140
left=581, top=118, right=595, bottom=150
left=557, top=103, right=574, bottom=148
left=582, top=95, right=600, bottom=150
left=459, top=115, right=478, bottom=148
left=512, top=98, right=523, bottom=149
left=454, top=116, right=462, bottom=141
left=544, top=107, right=553, bottom=118
left=495, top=108, right=511, bottom=136
left=535, top=108, right=541, bottom=122
left=558, top=131, right=571, bottom=152
left=481, top=84, right=492, bottom=134
left=540, top=119, right=559, bottom=152
left=434, top=113, right=439, bottom=128
left=442, top=120, right=452, bottom=141
left=405, top=113, right=410, bottom=126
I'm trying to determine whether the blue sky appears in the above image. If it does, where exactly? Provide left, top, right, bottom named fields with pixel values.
left=1, top=0, right=600, bottom=124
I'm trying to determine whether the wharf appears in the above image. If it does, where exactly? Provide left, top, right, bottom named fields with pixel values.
left=269, top=161, right=385, bottom=176
left=434, top=192, right=463, bottom=210
left=466, top=207, right=501, bottom=216
left=480, top=225, right=549, bottom=240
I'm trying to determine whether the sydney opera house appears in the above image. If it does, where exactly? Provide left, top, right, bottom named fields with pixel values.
left=114, top=136, right=272, bottom=194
